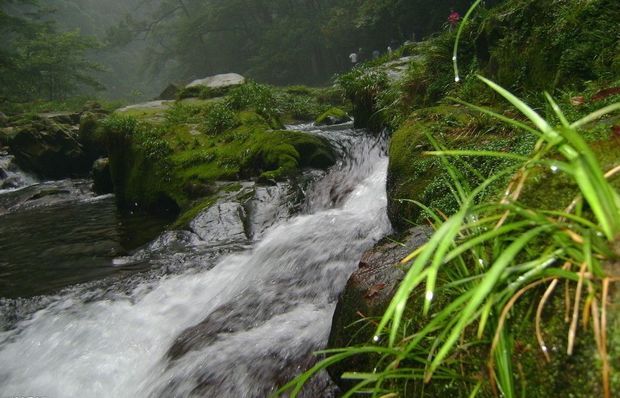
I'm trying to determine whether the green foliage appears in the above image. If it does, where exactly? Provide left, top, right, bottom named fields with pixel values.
left=336, top=66, right=389, bottom=128
left=227, top=81, right=279, bottom=120
left=0, top=1, right=104, bottom=103
left=99, top=103, right=335, bottom=214
left=279, top=79, right=620, bottom=397
left=164, top=102, right=207, bottom=125
left=200, top=102, right=240, bottom=136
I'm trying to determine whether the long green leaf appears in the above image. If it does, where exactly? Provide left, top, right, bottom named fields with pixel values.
left=426, top=225, right=550, bottom=379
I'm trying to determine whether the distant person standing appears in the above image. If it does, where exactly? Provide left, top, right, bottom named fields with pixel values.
left=387, top=45, right=393, bottom=55
left=448, top=9, right=461, bottom=31
left=349, top=51, right=358, bottom=66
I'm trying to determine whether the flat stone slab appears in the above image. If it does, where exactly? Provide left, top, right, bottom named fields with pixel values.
left=189, top=201, right=248, bottom=244
left=186, top=73, right=245, bottom=89
left=116, top=100, right=174, bottom=113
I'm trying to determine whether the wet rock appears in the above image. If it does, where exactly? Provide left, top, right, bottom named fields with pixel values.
left=6, top=118, right=89, bottom=179
left=315, top=107, right=352, bottom=126
left=183, top=181, right=214, bottom=199
left=189, top=201, right=248, bottom=244
left=186, top=73, right=245, bottom=90
left=92, top=158, right=113, bottom=195
left=1, top=176, right=20, bottom=189
left=244, top=183, right=297, bottom=240
left=0, top=179, right=93, bottom=214
left=327, top=226, right=431, bottom=390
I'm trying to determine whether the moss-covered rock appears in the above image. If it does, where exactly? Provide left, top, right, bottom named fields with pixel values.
left=99, top=104, right=336, bottom=217
left=5, top=117, right=91, bottom=179
left=315, top=107, right=351, bottom=126
left=386, top=105, right=536, bottom=230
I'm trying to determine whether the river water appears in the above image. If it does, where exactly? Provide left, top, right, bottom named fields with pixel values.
left=0, top=126, right=391, bottom=397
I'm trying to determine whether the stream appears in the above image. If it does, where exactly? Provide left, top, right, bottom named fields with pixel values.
left=0, top=125, right=391, bottom=397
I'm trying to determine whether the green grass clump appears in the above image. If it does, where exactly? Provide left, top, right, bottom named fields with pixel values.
left=200, top=102, right=240, bottom=135
left=335, top=66, right=389, bottom=129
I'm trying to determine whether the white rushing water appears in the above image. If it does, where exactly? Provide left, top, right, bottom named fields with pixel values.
left=0, top=129, right=391, bottom=397
left=0, top=152, right=38, bottom=194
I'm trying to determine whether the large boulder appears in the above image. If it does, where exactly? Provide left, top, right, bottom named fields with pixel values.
left=6, top=117, right=90, bottom=179
left=327, top=227, right=431, bottom=390
left=186, top=73, right=245, bottom=90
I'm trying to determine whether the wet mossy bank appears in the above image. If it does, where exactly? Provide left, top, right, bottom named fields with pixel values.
left=94, top=82, right=347, bottom=225
left=325, top=0, right=620, bottom=396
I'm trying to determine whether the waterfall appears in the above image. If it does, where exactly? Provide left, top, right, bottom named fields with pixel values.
left=0, top=126, right=391, bottom=397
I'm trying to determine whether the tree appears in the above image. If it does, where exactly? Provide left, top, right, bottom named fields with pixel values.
left=0, top=0, right=103, bottom=102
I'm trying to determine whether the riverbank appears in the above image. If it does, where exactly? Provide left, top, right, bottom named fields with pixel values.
left=306, top=0, right=620, bottom=396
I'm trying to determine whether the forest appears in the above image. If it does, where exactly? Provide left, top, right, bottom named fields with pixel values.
left=1, top=0, right=497, bottom=101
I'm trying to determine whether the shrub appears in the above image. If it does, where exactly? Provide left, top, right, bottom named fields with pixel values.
left=227, top=81, right=279, bottom=120
left=200, top=102, right=239, bottom=135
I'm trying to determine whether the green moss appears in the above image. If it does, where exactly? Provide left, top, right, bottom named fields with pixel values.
left=315, top=107, right=348, bottom=125
left=173, top=196, right=217, bottom=229
left=503, top=290, right=605, bottom=397
left=99, top=107, right=335, bottom=218
left=387, top=104, right=543, bottom=230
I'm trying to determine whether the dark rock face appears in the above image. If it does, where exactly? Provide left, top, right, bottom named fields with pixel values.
left=92, top=158, right=113, bottom=195
left=7, top=118, right=90, bottom=179
left=327, top=226, right=431, bottom=390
